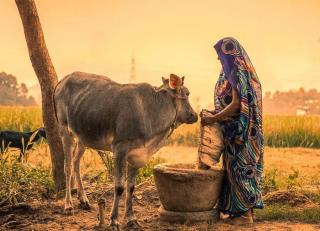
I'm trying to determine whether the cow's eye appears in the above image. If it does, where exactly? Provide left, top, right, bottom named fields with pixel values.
left=186, top=92, right=190, bottom=96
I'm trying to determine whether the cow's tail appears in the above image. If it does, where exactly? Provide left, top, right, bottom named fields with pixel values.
left=52, top=81, right=60, bottom=123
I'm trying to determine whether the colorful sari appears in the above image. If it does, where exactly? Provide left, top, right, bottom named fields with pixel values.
left=214, top=37, right=264, bottom=216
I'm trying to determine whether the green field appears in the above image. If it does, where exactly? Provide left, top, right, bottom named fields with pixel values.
left=1, top=106, right=320, bottom=148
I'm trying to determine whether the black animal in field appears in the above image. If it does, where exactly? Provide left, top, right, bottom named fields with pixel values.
left=0, top=127, right=46, bottom=161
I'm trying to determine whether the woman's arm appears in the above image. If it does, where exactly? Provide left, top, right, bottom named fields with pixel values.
left=201, top=88, right=240, bottom=126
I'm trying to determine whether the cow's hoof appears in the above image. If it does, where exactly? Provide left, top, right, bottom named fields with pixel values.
left=124, top=219, right=144, bottom=230
left=107, top=223, right=120, bottom=231
left=64, top=206, right=74, bottom=215
left=79, top=201, right=91, bottom=210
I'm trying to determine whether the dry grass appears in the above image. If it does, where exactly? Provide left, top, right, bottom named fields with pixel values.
left=156, top=146, right=320, bottom=190
left=264, top=147, right=320, bottom=188
left=169, top=115, right=320, bottom=148
left=0, top=106, right=42, bottom=131
left=264, top=115, right=320, bottom=148
left=13, top=144, right=320, bottom=191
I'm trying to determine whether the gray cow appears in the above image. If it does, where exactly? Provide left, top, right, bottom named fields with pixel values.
left=53, top=72, right=198, bottom=229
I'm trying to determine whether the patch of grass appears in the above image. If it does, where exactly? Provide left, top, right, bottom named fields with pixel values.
left=262, top=169, right=279, bottom=194
left=136, top=157, right=165, bottom=184
left=256, top=204, right=320, bottom=223
left=93, top=151, right=165, bottom=184
left=301, top=190, right=320, bottom=204
left=0, top=152, right=54, bottom=206
left=286, top=168, right=301, bottom=190
left=96, top=151, right=114, bottom=181
left=82, top=170, right=107, bottom=184
left=262, top=168, right=305, bottom=194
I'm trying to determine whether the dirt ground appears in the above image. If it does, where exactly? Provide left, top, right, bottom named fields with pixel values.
left=0, top=180, right=319, bottom=231
left=1, top=147, right=320, bottom=230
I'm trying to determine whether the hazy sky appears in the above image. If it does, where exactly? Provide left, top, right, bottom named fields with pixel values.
left=1, top=0, right=320, bottom=107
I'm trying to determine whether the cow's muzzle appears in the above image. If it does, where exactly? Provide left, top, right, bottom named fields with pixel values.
left=187, top=112, right=198, bottom=124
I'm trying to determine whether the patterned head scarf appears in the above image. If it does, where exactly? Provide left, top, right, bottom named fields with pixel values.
left=214, top=37, right=258, bottom=91
left=213, top=37, right=263, bottom=146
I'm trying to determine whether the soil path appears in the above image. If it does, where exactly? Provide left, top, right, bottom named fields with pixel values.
left=0, top=181, right=319, bottom=231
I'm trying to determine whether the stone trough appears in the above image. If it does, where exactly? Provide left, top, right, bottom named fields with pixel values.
left=153, top=163, right=224, bottom=223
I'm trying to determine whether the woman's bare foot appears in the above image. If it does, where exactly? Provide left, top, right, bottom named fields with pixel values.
left=225, top=210, right=254, bottom=226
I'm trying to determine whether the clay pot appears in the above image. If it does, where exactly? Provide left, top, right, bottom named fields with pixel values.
left=153, top=163, right=224, bottom=212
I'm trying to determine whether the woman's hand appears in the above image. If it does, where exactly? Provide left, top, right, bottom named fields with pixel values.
left=199, top=109, right=216, bottom=118
left=199, top=109, right=208, bottom=119
left=204, top=88, right=240, bottom=124
left=201, top=115, right=217, bottom=126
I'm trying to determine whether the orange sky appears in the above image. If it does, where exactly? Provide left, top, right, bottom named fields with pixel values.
left=1, top=0, right=320, bottom=107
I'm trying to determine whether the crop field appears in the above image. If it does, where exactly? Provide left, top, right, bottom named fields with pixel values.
left=1, top=106, right=320, bottom=148
left=169, top=115, right=320, bottom=148
left=0, top=106, right=42, bottom=132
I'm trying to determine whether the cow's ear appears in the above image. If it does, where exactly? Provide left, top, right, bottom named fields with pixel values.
left=162, top=77, right=169, bottom=85
left=169, top=74, right=182, bottom=90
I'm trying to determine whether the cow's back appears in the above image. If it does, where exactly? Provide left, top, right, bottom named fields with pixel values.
left=54, top=72, right=159, bottom=150
left=54, top=72, right=123, bottom=148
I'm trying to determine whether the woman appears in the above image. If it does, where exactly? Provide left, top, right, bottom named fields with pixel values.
left=201, top=37, right=264, bottom=225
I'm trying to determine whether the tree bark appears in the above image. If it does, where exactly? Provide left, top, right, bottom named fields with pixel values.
left=15, top=0, right=65, bottom=191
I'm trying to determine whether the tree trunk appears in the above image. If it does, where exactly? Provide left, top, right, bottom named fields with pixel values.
left=15, top=0, right=65, bottom=191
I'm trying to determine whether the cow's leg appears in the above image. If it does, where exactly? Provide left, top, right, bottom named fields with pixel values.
left=73, top=141, right=90, bottom=210
left=125, top=164, right=141, bottom=228
left=109, top=148, right=127, bottom=230
left=60, top=126, right=74, bottom=214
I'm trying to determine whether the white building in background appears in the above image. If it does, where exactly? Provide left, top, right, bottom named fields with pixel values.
left=296, top=106, right=309, bottom=116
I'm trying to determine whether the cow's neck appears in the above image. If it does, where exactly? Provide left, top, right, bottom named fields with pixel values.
left=148, top=89, right=177, bottom=138
left=128, top=89, right=183, bottom=167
